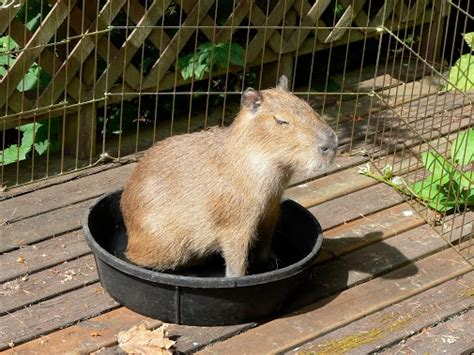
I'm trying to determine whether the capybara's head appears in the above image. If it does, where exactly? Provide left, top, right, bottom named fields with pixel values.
left=235, top=75, right=338, bottom=179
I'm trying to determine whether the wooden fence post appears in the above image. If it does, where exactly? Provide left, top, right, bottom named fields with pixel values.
left=64, top=103, right=96, bottom=160
left=418, top=1, right=446, bottom=65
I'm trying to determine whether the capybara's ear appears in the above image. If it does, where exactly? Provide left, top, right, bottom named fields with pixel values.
left=241, top=88, right=262, bottom=113
left=277, top=75, right=288, bottom=91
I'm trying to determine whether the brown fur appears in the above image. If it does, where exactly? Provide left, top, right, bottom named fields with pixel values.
left=120, top=76, right=338, bottom=277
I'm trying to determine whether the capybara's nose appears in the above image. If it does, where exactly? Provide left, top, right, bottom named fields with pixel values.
left=318, top=128, right=338, bottom=155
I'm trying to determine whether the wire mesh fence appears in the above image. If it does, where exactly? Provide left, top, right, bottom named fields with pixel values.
left=0, top=0, right=472, bottom=260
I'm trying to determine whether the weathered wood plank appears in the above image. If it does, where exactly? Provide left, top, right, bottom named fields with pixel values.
left=0, top=283, right=118, bottom=350
left=376, top=91, right=474, bottom=126
left=310, top=182, right=405, bottom=231
left=198, top=248, right=473, bottom=354
left=0, top=199, right=92, bottom=253
left=4, top=308, right=161, bottom=354
left=322, top=202, right=425, bottom=259
left=320, top=74, right=441, bottom=124
left=285, top=165, right=377, bottom=208
left=0, top=230, right=90, bottom=283
left=290, top=271, right=474, bottom=354
left=291, top=220, right=470, bottom=311
left=0, top=0, right=24, bottom=35
left=0, top=254, right=97, bottom=315
left=0, top=164, right=134, bottom=223
left=5, top=305, right=253, bottom=354
left=0, top=160, right=129, bottom=200
left=364, top=103, right=474, bottom=159
left=382, top=309, right=474, bottom=354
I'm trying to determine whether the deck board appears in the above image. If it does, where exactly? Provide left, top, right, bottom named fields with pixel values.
left=0, top=283, right=118, bottom=350
left=0, top=200, right=90, bottom=253
left=0, top=164, right=135, bottom=224
left=381, top=309, right=474, bottom=354
left=0, top=254, right=97, bottom=315
left=287, top=271, right=474, bottom=354
left=322, top=203, right=425, bottom=259
left=0, top=230, right=89, bottom=283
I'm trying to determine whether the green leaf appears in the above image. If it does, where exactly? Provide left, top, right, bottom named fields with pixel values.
left=0, top=35, right=18, bottom=51
left=411, top=177, right=442, bottom=201
left=17, top=63, right=40, bottom=92
left=447, top=53, right=474, bottom=92
left=464, top=32, right=474, bottom=51
left=427, top=198, right=454, bottom=213
left=453, top=169, right=473, bottom=189
left=18, top=122, right=41, bottom=147
left=19, top=122, right=49, bottom=155
left=194, top=63, right=208, bottom=80
left=468, top=189, right=474, bottom=205
left=335, top=3, right=345, bottom=18
left=0, top=35, right=18, bottom=75
left=0, top=144, right=29, bottom=165
left=213, top=43, right=230, bottom=68
left=26, top=12, right=42, bottom=32
left=420, top=151, right=453, bottom=179
left=34, top=140, right=49, bottom=155
left=0, top=121, right=52, bottom=165
left=451, top=129, right=474, bottom=165
left=228, top=43, right=245, bottom=66
left=409, top=175, right=457, bottom=212
left=178, top=42, right=245, bottom=80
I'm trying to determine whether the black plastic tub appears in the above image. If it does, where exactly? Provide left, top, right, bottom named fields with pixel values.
left=83, top=189, right=323, bottom=326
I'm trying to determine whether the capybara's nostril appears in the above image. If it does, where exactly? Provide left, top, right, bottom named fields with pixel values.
left=319, top=145, right=330, bottom=154
left=319, top=128, right=338, bottom=155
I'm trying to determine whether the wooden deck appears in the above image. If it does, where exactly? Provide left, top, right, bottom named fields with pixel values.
left=1, top=76, right=473, bottom=354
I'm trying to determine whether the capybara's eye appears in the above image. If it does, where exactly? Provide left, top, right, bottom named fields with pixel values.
left=273, top=116, right=289, bottom=125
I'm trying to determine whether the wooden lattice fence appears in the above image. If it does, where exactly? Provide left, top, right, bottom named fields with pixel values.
left=0, top=0, right=448, bottom=160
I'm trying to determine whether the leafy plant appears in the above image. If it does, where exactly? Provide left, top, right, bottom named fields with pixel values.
left=360, top=129, right=474, bottom=213
left=446, top=32, right=474, bottom=92
left=0, top=122, right=51, bottom=166
left=0, top=35, right=51, bottom=92
left=178, top=42, right=245, bottom=80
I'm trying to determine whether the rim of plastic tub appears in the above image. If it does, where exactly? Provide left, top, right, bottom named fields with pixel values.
left=83, top=190, right=323, bottom=289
